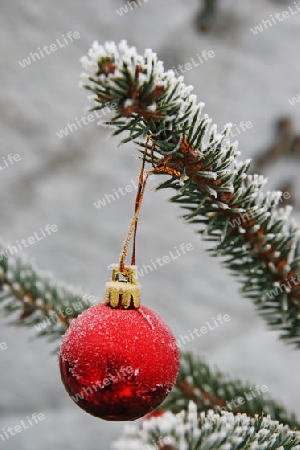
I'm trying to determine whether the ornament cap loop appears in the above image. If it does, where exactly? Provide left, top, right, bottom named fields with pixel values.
left=105, top=264, right=141, bottom=309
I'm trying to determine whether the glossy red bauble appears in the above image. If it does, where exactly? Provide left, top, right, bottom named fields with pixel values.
left=59, top=302, right=179, bottom=421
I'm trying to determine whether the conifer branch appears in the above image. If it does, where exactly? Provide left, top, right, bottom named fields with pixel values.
left=2, top=40, right=300, bottom=448
left=1, top=243, right=299, bottom=445
left=0, top=240, right=94, bottom=341
left=162, top=352, right=299, bottom=430
left=80, top=40, right=300, bottom=347
left=112, top=402, right=300, bottom=450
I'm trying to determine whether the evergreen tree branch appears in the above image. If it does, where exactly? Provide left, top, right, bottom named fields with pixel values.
left=161, top=351, right=299, bottom=430
left=0, top=240, right=94, bottom=341
left=112, top=402, right=300, bottom=450
left=1, top=243, right=297, bottom=429
left=80, top=40, right=300, bottom=347
left=2, top=40, right=300, bottom=448
left=1, top=243, right=299, bottom=445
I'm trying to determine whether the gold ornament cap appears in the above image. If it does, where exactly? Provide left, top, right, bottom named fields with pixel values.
left=105, top=264, right=141, bottom=308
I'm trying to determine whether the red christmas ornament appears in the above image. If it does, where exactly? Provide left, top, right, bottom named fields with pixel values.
left=59, top=265, right=179, bottom=421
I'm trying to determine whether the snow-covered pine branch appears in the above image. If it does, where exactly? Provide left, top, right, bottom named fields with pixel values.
left=80, top=40, right=300, bottom=347
left=111, top=401, right=300, bottom=450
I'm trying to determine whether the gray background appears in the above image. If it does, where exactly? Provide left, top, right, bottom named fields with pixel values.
left=1, top=0, right=300, bottom=449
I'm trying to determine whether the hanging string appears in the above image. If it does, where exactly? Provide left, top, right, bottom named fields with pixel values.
left=119, top=135, right=153, bottom=273
left=131, top=136, right=158, bottom=266
left=118, top=135, right=182, bottom=273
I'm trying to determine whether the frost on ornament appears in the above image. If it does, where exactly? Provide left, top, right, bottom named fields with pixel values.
left=59, top=265, right=179, bottom=421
